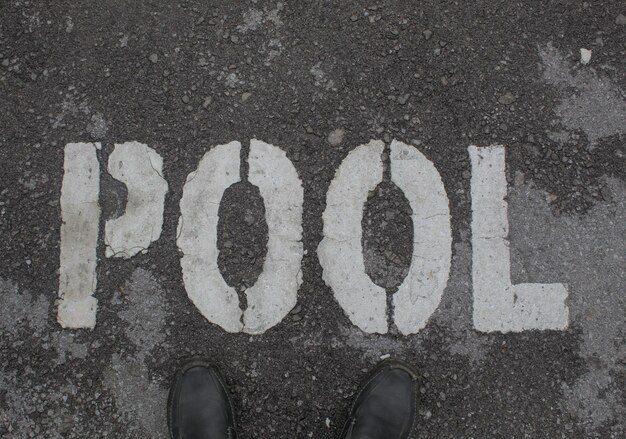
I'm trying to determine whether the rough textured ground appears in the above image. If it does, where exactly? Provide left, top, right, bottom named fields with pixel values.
left=1, top=1, right=625, bottom=438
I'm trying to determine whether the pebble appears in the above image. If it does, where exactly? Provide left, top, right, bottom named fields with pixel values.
left=422, top=29, right=433, bottom=40
left=241, top=92, right=252, bottom=102
left=202, top=96, right=213, bottom=109
left=327, top=128, right=345, bottom=146
left=616, top=14, right=626, bottom=25
left=181, top=95, right=190, bottom=104
left=579, top=48, right=592, bottom=65
left=498, top=91, right=516, bottom=105
left=148, top=53, right=158, bottom=63
left=350, top=15, right=358, bottom=22
left=290, top=305, right=302, bottom=315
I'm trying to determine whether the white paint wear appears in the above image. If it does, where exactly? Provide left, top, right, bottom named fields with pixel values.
left=177, top=141, right=304, bottom=333
left=177, top=142, right=243, bottom=332
left=105, top=142, right=168, bottom=258
left=390, top=140, right=452, bottom=334
left=469, top=144, right=569, bottom=332
left=318, top=140, right=388, bottom=333
left=56, top=139, right=571, bottom=335
left=319, top=140, right=453, bottom=335
left=57, top=142, right=100, bottom=329
left=244, top=139, right=304, bottom=334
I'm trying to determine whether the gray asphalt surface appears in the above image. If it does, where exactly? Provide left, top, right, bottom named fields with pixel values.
left=1, top=1, right=625, bottom=438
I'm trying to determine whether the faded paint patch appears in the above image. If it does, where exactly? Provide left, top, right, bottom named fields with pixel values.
left=238, top=3, right=284, bottom=33
left=53, top=332, right=89, bottom=365
left=86, top=112, right=108, bottom=139
left=0, top=278, right=49, bottom=335
left=104, top=354, right=168, bottom=439
left=310, top=62, right=337, bottom=91
left=434, top=242, right=494, bottom=366
left=103, top=268, right=168, bottom=438
left=508, top=178, right=626, bottom=436
left=540, top=43, right=626, bottom=147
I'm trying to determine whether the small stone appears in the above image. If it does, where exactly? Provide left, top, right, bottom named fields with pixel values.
left=615, top=14, right=626, bottom=25
left=199, top=57, right=208, bottom=66
left=397, top=94, right=410, bottom=105
left=383, top=133, right=391, bottom=143
left=580, top=48, right=592, bottom=65
left=498, top=91, right=516, bottom=105
left=241, top=92, right=252, bottom=102
left=1, top=59, right=9, bottom=67
left=244, top=213, right=254, bottom=225
left=350, top=15, right=358, bottom=22
left=290, top=305, right=302, bottom=315
left=327, top=128, right=345, bottom=146
left=422, top=29, right=432, bottom=40
left=230, top=35, right=239, bottom=44
left=148, top=53, right=158, bottom=63
left=202, top=96, right=213, bottom=108
left=182, top=95, right=190, bottom=104
left=441, top=76, right=448, bottom=86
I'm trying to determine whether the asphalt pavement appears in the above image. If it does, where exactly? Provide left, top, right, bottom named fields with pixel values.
left=1, top=1, right=625, bottom=438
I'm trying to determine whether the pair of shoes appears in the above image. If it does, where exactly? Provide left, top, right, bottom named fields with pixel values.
left=168, top=358, right=418, bottom=439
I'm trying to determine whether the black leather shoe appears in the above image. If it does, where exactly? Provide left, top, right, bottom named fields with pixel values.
left=168, top=359, right=237, bottom=439
left=340, top=360, right=418, bottom=439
